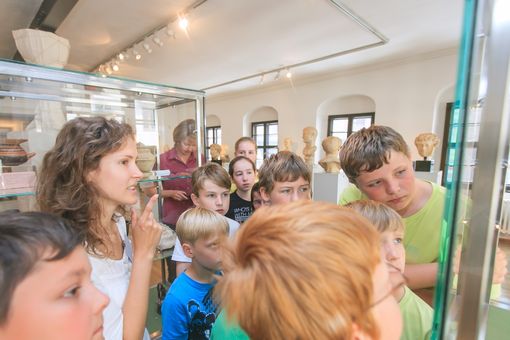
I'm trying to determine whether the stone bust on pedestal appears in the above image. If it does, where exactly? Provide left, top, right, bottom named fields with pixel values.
left=302, top=126, right=317, bottom=168
left=319, top=136, right=342, bottom=173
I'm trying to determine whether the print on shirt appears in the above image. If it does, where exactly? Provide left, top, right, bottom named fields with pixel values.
left=187, top=288, right=217, bottom=340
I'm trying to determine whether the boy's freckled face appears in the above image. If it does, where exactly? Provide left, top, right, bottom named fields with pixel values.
left=192, top=179, right=230, bottom=215
left=355, top=151, right=416, bottom=215
left=0, top=247, right=109, bottom=340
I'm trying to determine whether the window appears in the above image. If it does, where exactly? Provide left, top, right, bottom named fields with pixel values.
left=206, top=126, right=222, bottom=160
left=327, top=112, right=375, bottom=141
left=252, top=120, right=278, bottom=168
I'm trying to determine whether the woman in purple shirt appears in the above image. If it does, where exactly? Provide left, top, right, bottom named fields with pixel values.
left=159, top=119, right=202, bottom=228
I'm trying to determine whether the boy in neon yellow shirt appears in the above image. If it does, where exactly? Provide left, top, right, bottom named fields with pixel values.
left=339, top=125, right=507, bottom=304
left=348, top=200, right=433, bottom=340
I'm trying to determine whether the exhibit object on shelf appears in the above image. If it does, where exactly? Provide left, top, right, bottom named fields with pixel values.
left=302, top=126, right=317, bottom=168
left=0, top=58, right=205, bottom=216
left=158, top=224, right=177, bottom=251
left=12, top=29, right=70, bottom=68
left=210, top=143, right=222, bottom=165
left=220, top=143, right=230, bottom=163
left=0, top=139, right=35, bottom=166
left=319, top=136, right=342, bottom=173
left=136, top=144, right=157, bottom=176
left=414, top=132, right=439, bottom=172
left=282, top=137, right=294, bottom=152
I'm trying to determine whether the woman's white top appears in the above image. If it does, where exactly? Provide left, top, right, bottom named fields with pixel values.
left=88, top=217, right=150, bottom=340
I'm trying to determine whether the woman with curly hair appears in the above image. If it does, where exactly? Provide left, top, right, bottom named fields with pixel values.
left=37, top=117, right=162, bottom=340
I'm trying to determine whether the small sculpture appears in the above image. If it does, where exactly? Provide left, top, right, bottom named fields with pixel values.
left=210, top=143, right=222, bottom=165
left=282, top=137, right=293, bottom=152
left=414, top=133, right=440, bottom=160
left=319, top=136, right=342, bottom=173
left=135, top=143, right=156, bottom=177
left=302, top=126, right=317, bottom=168
left=0, top=139, right=36, bottom=166
left=220, top=144, right=230, bottom=163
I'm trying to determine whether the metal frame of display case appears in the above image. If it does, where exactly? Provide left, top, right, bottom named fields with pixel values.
left=0, top=59, right=206, bottom=201
left=433, top=0, right=510, bottom=339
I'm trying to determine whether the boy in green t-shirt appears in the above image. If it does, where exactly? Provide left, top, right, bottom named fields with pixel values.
left=339, top=125, right=507, bottom=304
left=348, top=200, right=433, bottom=340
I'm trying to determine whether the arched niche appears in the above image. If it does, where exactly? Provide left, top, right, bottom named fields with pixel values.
left=243, top=106, right=279, bottom=137
left=315, top=94, right=376, bottom=145
left=206, top=114, right=221, bottom=127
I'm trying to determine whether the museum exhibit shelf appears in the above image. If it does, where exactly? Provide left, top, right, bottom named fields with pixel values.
left=0, top=58, right=206, bottom=213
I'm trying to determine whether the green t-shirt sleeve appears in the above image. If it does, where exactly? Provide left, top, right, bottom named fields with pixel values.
left=211, top=310, right=250, bottom=340
left=338, top=184, right=365, bottom=205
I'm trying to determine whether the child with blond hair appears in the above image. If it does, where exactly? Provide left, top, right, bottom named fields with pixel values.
left=347, top=200, right=433, bottom=340
left=162, top=208, right=229, bottom=339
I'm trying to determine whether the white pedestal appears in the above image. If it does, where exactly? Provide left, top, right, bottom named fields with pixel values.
left=312, top=171, right=350, bottom=204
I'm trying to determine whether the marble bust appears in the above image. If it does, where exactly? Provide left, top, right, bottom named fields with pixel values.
left=282, top=137, right=293, bottom=152
left=302, top=126, right=317, bottom=168
left=210, top=143, right=222, bottom=161
left=414, top=133, right=440, bottom=160
left=319, top=136, right=342, bottom=173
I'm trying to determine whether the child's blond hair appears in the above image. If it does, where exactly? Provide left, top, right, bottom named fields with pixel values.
left=346, top=200, right=404, bottom=233
left=176, top=207, right=229, bottom=245
left=191, top=163, right=231, bottom=196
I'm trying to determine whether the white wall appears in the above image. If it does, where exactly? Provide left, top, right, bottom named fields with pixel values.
left=204, top=52, right=458, bottom=165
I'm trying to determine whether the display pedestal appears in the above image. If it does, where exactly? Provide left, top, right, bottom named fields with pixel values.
left=312, top=171, right=350, bottom=204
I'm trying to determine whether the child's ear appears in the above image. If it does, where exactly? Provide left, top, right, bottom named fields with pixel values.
left=350, top=323, right=368, bottom=340
left=259, top=187, right=270, bottom=202
left=191, top=193, right=200, bottom=207
left=182, top=242, right=194, bottom=258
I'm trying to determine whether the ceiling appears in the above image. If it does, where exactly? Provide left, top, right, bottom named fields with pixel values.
left=0, top=0, right=464, bottom=96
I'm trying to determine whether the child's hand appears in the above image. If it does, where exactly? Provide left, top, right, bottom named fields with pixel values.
left=130, top=194, right=163, bottom=260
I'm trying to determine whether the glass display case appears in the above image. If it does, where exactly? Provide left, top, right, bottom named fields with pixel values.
left=432, top=0, right=510, bottom=339
left=0, top=58, right=205, bottom=213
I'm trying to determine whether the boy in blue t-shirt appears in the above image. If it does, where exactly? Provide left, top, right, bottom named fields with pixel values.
left=162, top=207, right=229, bottom=340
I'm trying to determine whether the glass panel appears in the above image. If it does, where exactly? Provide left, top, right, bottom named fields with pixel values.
left=256, top=125, right=264, bottom=135
left=352, top=116, right=372, bottom=131
left=433, top=1, right=510, bottom=339
left=332, top=118, right=348, bottom=132
left=0, top=58, right=204, bottom=213
left=268, top=123, right=278, bottom=135
left=266, top=147, right=278, bottom=158
left=332, top=132, right=347, bottom=142
left=268, top=133, right=278, bottom=146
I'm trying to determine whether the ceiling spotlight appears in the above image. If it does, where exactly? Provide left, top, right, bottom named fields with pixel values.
left=153, top=36, right=163, bottom=47
left=286, top=69, right=292, bottom=78
left=112, top=63, right=119, bottom=72
left=118, top=52, right=125, bottom=61
left=133, top=49, right=142, bottom=60
left=143, top=42, right=152, bottom=53
left=274, top=70, right=281, bottom=81
left=178, top=16, right=189, bottom=30
left=105, top=65, right=113, bottom=75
